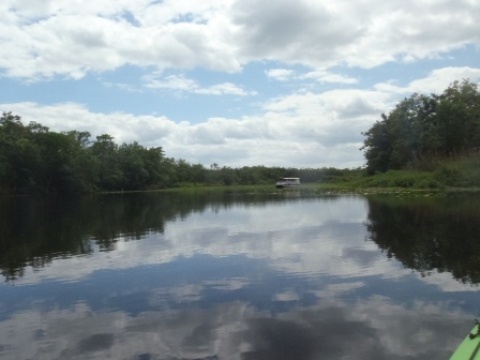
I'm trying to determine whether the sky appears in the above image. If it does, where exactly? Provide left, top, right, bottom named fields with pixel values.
left=1, top=0, right=480, bottom=169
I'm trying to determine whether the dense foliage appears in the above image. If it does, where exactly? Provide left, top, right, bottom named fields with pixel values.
left=0, top=112, right=358, bottom=194
left=362, top=80, right=480, bottom=174
left=0, top=113, right=166, bottom=194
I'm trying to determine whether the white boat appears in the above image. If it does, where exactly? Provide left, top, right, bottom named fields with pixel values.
left=275, top=177, right=301, bottom=189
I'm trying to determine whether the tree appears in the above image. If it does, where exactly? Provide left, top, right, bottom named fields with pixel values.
left=35, top=132, right=78, bottom=193
left=118, top=142, right=150, bottom=190
left=89, top=134, right=123, bottom=190
left=62, top=131, right=96, bottom=192
left=361, top=116, right=391, bottom=174
left=0, top=113, right=38, bottom=193
left=143, top=146, right=165, bottom=187
left=435, top=80, right=480, bottom=156
left=362, top=80, right=480, bottom=174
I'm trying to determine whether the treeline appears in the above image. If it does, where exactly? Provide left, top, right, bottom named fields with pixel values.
left=362, top=80, right=480, bottom=174
left=0, top=112, right=358, bottom=194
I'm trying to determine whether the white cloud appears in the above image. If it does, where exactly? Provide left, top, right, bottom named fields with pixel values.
left=144, top=74, right=198, bottom=91
left=0, top=1, right=241, bottom=79
left=144, top=74, right=255, bottom=96
left=1, top=0, right=479, bottom=78
left=300, top=70, right=358, bottom=84
left=265, top=68, right=295, bottom=81
left=374, top=66, right=480, bottom=95
left=195, top=82, right=256, bottom=96
left=265, top=68, right=358, bottom=84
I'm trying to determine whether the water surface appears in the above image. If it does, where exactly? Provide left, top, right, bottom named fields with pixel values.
left=1, top=191, right=479, bottom=359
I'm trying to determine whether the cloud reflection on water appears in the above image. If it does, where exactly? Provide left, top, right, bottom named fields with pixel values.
left=0, top=297, right=469, bottom=360
left=8, top=197, right=389, bottom=285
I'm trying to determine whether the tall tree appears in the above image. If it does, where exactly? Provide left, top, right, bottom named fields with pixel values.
left=362, top=80, right=480, bottom=174
left=361, top=115, right=391, bottom=174
left=436, top=80, right=480, bottom=156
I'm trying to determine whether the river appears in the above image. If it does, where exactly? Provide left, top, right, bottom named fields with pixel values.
left=1, top=191, right=479, bottom=359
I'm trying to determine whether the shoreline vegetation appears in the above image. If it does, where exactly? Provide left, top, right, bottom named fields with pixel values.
left=99, top=152, right=480, bottom=196
left=155, top=153, right=480, bottom=196
left=1, top=80, right=479, bottom=196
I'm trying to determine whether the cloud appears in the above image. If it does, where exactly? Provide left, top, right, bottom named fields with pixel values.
left=374, top=66, right=480, bottom=95
left=260, top=88, right=390, bottom=151
left=300, top=70, right=358, bottom=84
left=265, top=68, right=295, bottom=81
left=232, top=0, right=364, bottom=66
left=144, top=74, right=256, bottom=96
left=0, top=0, right=241, bottom=79
left=265, top=68, right=358, bottom=84
left=195, top=82, right=256, bottom=96
left=1, top=0, right=479, bottom=78
left=144, top=74, right=198, bottom=92
left=232, top=0, right=480, bottom=69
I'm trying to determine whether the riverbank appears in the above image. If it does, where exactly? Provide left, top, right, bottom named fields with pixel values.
left=155, top=156, right=480, bottom=196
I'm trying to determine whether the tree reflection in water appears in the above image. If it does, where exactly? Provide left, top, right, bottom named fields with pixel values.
left=365, top=193, right=480, bottom=284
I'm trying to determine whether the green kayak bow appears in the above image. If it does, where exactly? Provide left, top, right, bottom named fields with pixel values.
left=449, top=322, right=480, bottom=360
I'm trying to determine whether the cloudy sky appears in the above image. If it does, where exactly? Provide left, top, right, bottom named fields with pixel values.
left=1, top=0, right=479, bottom=168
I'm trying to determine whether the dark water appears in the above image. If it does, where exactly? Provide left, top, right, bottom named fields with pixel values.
left=1, top=191, right=480, bottom=359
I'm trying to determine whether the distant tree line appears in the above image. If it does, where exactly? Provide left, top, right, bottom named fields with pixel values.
left=362, top=80, right=480, bottom=174
left=0, top=112, right=358, bottom=194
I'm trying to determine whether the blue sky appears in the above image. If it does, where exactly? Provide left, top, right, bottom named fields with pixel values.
left=1, top=0, right=479, bottom=168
